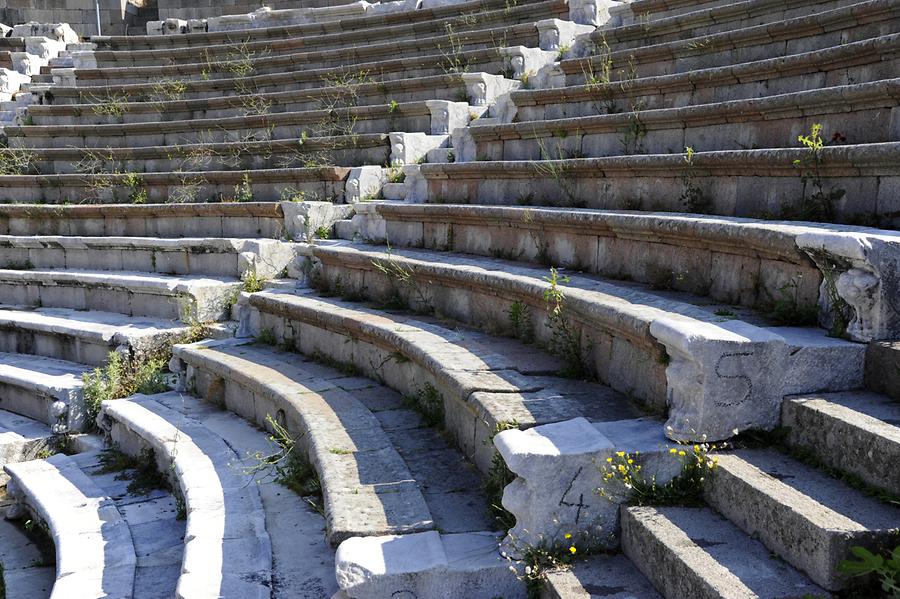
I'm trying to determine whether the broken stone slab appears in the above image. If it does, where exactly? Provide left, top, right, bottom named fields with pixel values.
left=795, top=229, right=900, bottom=342
left=0, top=68, right=30, bottom=102
left=366, top=0, right=421, bottom=15
left=494, top=417, right=679, bottom=547
left=389, top=132, right=449, bottom=166
left=536, top=18, right=596, bottom=51
left=345, top=166, right=387, bottom=204
left=0, top=351, right=87, bottom=433
left=11, top=23, right=78, bottom=44
left=461, top=72, right=521, bottom=107
left=281, top=201, right=356, bottom=243
left=49, top=67, right=75, bottom=87
left=335, top=530, right=524, bottom=598
left=0, top=24, right=11, bottom=38
left=5, top=453, right=137, bottom=599
left=499, top=46, right=558, bottom=81
left=425, top=100, right=471, bottom=135
left=568, top=0, right=621, bottom=26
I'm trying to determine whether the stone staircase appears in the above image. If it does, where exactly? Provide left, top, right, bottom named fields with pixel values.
left=0, top=0, right=896, bottom=596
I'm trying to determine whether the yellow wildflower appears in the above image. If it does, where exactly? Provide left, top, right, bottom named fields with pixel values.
left=569, top=546, right=577, bottom=554
left=564, top=533, right=572, bottom=539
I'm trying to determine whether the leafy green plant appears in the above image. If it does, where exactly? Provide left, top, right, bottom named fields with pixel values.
left=839, top=545, right=900, bottom=598
left=403, top=383, right=444, bottom=427
left=95, top=447, right=170, bottom=496
left=508, top=300, right=534, bottom=343
left=122, top=172, right=148, bottom=204
left=502, top=530, right=590, bottom=599
left=679, top=146, right=709, bottom=213
left=82, top=351, right=169, bottom=424
left=484, top=421, right=519, bottom=531
left=788, top=123, right=846, bottom=221
left=543, top=268, right=586, bottom=378
left=767, top=279, right=818, bottom=327
left=314, top=225, right=331, bottom=239
left=241, top=269, right=267, bottom=293
left=231, top=174, right=254, bottom=202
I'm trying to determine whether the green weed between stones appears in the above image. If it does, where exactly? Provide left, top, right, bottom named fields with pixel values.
left=840, top=545, right=900, bottom=598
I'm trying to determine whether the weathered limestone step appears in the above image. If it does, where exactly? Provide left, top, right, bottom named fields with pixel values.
left=4, top=453, right=137, bottom=599
left=97, top=393, right=274, bottom=598
left=514, top=33, right=900, bottom=120
left=40, top=47, right=505, bottom=104
left=0, top=202, right=287, bottom=238
left=0, top=236, right=297, bottom=278
left=473, top=80, right=900, bottom=161
left=309, top=242, right=865, bottom=441
left=621, top=506, right=829, bottom=598
left=0, top=502, right=55, bottom=599
left=61, top=22, right=539, bottom=87
left=0, top=351, right=87, bottom=433
left=80, top=0, right=564, bottom=68
left=67, top=449, right=186, bottom=599
left=28, top=75, right=463, bottom=125
left=0, top=166, right=350, bottom=205
left=113, top=392, right=339, bottom=597
left=0, top=269, right=241, bottom=322
left=609, top=0, right=742, bottom=25
left=705, top=448, right=900, bottom=590
left=0, top=409, right=56, bottom=483
left=334, top=530, right=523, bottom=598
left=243, top=289, right=640, bottom=471
left=591, top=0, right=862, bottom=52
left=0, top=306, right=189, bottom=366
left=416, top=143, right=900, bottom=229
left=866, top=341, right=900, bottom=399
left=91, top=0, right=540, bottom=50
left=543, top=553, right=661, bottom=598
left=170, top=338, right=492, bottom=542
left=560, top=0, right=900, bottom=86
left=782, top=390, right=900, bottom=497
left=6, top=104, right=429, bottom=148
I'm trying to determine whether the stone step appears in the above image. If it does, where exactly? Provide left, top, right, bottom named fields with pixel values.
left=64, top=448, right=187, bottom=599
left=515, top=33, right=900, bottom=121
left=0, top=235, right=297, bottom=278
left=0, top=166, right=349, bottom=204
left=0, top=268, right=241, bottom=322
left=6, top=104, right=429, bottom=149
left=560, top=0, right=899, bottom=87
left=704, top=448, right=900, bottom=590
left=0, top=351, right=87, bottom=432
left=6, top=135, right=390, bottom=172
left=242, top=288, right=641, bottom=471
left=782, top=390, right=900, bottom=497
left=63, top=22, right=539, bottom=88
left=866, top=341, right=900, bottom=399
left=0, top=202, right=287, bottom=238
left=0, top=306, right=189, bottom=366
left=415, top=143, right=900, bottom=230
left=543, top=553, right=661, bottom=598
left=472, top=79, right=900, bottom=161
left=0, top=409, right=57, bottom=484
left=170, top=338, right=496, bottom=542
left=0, top=499, right=55, bottom=599
left=28, top=75, right=465, bottom=126
left=307, top=241, right=866, bottom=441
left=592, top=0, right=863, bottom=54
left=91, top=0, right=543, bottom=51
left=97, top=393, right=274, bottom=598
left=81, top=0, right=564, bottom=69
left=609, top=0, right=740, bottom=26
left=39, top=47, right=505, bottom=105
left=621, top=505, right=829, bottom=599
left=144, top=391, right=339, bottom=597
left=341, top=204, right=900, bottom=339
left=4, top=453, right=137, bottom=599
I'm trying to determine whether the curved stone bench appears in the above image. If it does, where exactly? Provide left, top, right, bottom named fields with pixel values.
left=97, top=393, right=273, bottom=599
left=4, top=453, right=137, bottom=599
left=0, top=167, right=349, bottom=204
left=81, top=0, right=564, bottom=69
left=0, top=306, right=188, bottom=366
left=169, top=339, right=434, bottom=544
left=63, top=22, right=539, bottom=88
left=514, top=33, right=900, bottom=120
left=241, top=288, right=642, bottom=471
left=30, top=77, right=462, bottom=125
left=0, top=202, right=286, bottom=238
left=608, top=0, right=736, bottom=25
left=416, top=143, right=900, bottom=229
left=0, top=351, right=87, bottom=432
left=0, top=236, right=296, bottom=278
left=560, top=0, right=899, bottom=84
left=307, top=242, right=866, bottom=440
left=0, top=269, right=241, bottom=322
left=6, top=106, right=427, bottom=148
left=90, top=0, right=526, bottom=51
left=8, top=136, right=390, bottom=172
left=473, top=79, right=900, bottom=161
left=42, top=47, right=505, bottom=104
